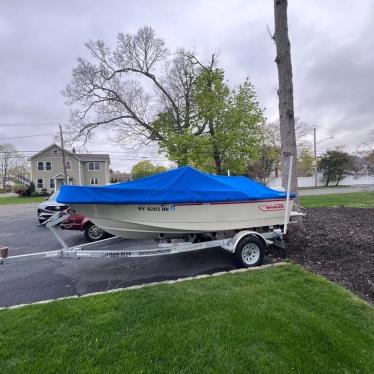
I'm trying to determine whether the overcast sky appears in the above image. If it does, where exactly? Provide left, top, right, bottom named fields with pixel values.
left=1, top=0, right=373, bottom=171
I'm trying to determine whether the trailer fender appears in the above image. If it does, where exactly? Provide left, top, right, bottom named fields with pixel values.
left=223, top=230, right=268, bottom=253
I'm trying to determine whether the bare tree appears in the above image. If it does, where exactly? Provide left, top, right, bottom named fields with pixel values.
left=0, top=143, right=20, bottom=190
left=265, top=119, right=312, bottom=158
left=273, top=0, right=299, bottom=201
left=9, top=163, right=30, bottom=184
left=266, top=119, right=311, bottom=146
left=64, top=27, right=204, bottom=165
left=361, top=128, right=374, bottom=152
left=358, top=128, right=374, bottom=175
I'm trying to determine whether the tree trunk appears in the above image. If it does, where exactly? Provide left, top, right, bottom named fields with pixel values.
left=176, top=157, right=188, bottom=167
left=213, top=148, right=223, bottom=175
left=2, top=165, right=8, bottom=191
left=273, top=0, right=299, bottom=204
left=207, top=116, right=223, bottom=175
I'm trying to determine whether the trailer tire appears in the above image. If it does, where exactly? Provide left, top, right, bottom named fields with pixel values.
left=234, top=235, right=265, bottom=268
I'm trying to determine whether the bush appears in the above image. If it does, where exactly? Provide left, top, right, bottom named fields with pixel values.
left=13, top=184, right=28, bottom=197
left=29, top=181, right=35, bottom=194
left=30, top=192, right=41, bottom=197
left=40, top=188, right=49, bottom=196
left=13, top=182, right=38, bottom=197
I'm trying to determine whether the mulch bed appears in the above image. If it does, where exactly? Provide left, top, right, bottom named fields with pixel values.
left=269, top=207, right=374, bottom=304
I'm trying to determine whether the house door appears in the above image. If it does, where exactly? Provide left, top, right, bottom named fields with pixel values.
left=55, top=179, right=62, bottom=191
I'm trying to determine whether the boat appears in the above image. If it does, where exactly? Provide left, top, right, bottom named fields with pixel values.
left=56, top=166, right=295, bottom=240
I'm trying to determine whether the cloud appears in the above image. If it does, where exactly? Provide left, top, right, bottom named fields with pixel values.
left=0, top=0, right=373, bottom=170
left=292, top=1, right=374, bottom=148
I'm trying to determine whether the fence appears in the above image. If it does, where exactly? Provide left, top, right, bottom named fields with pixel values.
left=267, top=173, right=374, bottom=188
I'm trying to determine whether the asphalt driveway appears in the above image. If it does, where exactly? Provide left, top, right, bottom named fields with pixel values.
left=0, top=203, right=243, bottom=307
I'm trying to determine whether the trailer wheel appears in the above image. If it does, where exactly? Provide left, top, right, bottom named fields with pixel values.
left=234, top=236, right=265, bottom=267
left=84, top=222, right=107, bottom=242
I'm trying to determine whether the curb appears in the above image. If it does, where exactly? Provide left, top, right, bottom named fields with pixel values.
left=0, top=262, right=288, bottom=311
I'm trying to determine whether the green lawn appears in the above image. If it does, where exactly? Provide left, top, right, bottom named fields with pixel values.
left=300, top=191, right=374, bottom=208
left=0, top=196, right=45, bottom=205
left=0, top=264, right=373, bottom=373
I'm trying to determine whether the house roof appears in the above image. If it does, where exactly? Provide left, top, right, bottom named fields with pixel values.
left=28, top=144, right=79, bottom=161
left=76, top=153, right=110, bottom=162
left=52, top=173, right=73, bottom=180
left=28, top=143, right=110, bottom=163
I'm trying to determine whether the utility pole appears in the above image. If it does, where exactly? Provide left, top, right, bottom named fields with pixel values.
left=313, top=128, right=334, bottom=188
left=59, top=124, right=68, bottom=186
left=313, top=126, right=317, bottom=187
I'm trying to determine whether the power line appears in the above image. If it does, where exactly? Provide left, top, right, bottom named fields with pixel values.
left=0, top=133, right=54, bottom=140
left=0, top=123, right=59, bottom=127
left=1, top=156, right=170, bottom=161
left=0, top=151, right=168, bottom=157
left=0, top=154, right=171, bottom=161
left=22, top=149, right=165, bottom=155
left=0, top=152, right=169, bottom=159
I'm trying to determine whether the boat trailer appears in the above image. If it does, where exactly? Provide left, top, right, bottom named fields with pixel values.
left=0, top=156, right=300, bottom=268
left=0, top=209, right=289, bottom=268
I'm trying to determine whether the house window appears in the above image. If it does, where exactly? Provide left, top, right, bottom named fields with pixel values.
left=37, top=161, right=44, bottom=170
left=45, top=161, right=52, bottom=170
left=36, top=179, right=44, bottom=189
left=50, top=179, right=55, bottom=189
left=88, top=162, right=101, bottom=171
left=65, top=161, right=71, bottom=170
left=90, top=178, right=99, bottom=185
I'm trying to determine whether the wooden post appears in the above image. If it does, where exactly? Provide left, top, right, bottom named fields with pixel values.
left=313, top=126, right=318, bottom=187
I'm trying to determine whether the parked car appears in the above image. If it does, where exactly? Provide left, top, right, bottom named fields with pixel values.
left=37, top=191, right=69, bottom=223
left=37, top=192, right=109, bottom=242
left=60, top=212, right=110, bottom=242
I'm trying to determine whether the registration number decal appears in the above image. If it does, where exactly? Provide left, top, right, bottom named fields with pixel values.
left=137, top=205, right=176, bottom=212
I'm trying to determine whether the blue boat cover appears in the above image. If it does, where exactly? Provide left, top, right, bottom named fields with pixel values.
left=57, top=166, right=295, bottom=205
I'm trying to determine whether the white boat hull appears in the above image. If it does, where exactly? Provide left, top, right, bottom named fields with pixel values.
left=69, top=199, right=294, bottom=239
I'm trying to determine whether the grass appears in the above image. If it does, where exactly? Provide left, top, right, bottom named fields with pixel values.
left=0, top=264, right=373, bottom=373
left=300, top=191, right=374, bottom=208
left=0, top=196, right=45, bottom=205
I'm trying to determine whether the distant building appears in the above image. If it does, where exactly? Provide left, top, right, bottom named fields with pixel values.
left=29, top=144, right=110, bottom=193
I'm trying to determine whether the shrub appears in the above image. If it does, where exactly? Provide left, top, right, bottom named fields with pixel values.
left=30, top=192, right=41, bottom=197
left=13, top=184, right=28, bottom=197
left=29, top=181, right=35, bottom=194
left=40, top=188, right=49, bottom=196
